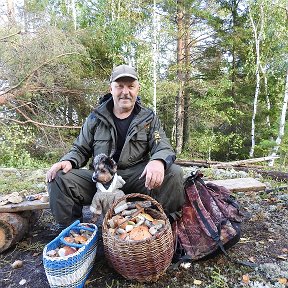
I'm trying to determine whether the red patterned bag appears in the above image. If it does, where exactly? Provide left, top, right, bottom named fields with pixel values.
left=172, top=170, right=245, bottom=264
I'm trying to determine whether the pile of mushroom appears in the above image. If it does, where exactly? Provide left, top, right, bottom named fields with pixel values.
left=46, top=225, right=93, bottom=257
left=0, top=192, right=23, bottom=206
left=107, top=201, right=166, bottom=241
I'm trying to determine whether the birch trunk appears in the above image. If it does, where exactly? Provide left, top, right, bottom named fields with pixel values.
left=249, top=4, right=264, bottom=158
left=269, top=70, right=288, bottom=166
left=6, top=0, right=15, bottom=25
left=175, top=0, right=185, bottom=154
left=260, top=64, right=271, bottom=127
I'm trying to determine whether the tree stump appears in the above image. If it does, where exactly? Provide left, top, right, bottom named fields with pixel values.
left=0, top=211, right=41, bottom=253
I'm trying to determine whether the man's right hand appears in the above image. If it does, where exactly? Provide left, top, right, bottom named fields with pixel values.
left=46, top=161, right=72, bottom=183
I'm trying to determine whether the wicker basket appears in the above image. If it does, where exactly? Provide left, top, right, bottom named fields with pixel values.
left=43, top=220, right=98, bottom=288
left=102, top=193, right=174, bottom=282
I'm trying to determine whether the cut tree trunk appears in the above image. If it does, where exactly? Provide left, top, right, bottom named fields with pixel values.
left=0, top=211, right=41, bottom=253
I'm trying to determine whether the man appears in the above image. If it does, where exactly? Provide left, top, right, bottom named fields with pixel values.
left=46, top=64, right=185, bottom=227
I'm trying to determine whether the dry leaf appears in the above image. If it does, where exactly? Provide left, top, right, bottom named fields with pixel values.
left=277, top=254, right=288, bottom=260
left=242, top=274, right=250, bottom=284
left=248, top=256, right=256, bottom=263
left=180, top=262, right=191, bottom=269
left=282, top=248, right=288, bottom=253
left=278, top=278, right=287, bottom=284
left=193, top=279, right=202, bottom=285
left=239, top=238, right=252, bottom=243
left=19, top=279, right=27, bottom=285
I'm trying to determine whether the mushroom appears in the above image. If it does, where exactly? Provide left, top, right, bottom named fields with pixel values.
left=149, top=223, right=163, bottom=235
left=58, top=246, right=77, bottom=257
left=11, top=260, right=23, bottom=269
left=63, top=236, right=74, bottom=243
left=74, top=235, right=87, bottom=244
left=140, top=213, right=154, bottom=222
left=152, top=219, right=165, bottom=226
left=40, top=195, right=49, bottom=202
left=119, top=232, right=128, bottom=240
left=129, top=225, right=152, bottom=241
left=46, top=249, right=58, bottom=257
left=7, top=192, right=23, bottom=204
left=121, top=208, right=138, bottom=216
left=125, top=224, right=134, bottom=232
left=134, top=215, right=145, bottom=227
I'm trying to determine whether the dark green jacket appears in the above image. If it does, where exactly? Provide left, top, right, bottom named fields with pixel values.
left=61, top=96, right=176, bottom=170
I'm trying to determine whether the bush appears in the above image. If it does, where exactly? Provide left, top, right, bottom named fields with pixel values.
left=0, top=124, right=49, bottom=168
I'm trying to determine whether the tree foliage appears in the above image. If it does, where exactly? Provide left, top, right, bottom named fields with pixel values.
left=0, top=0, right=287, bottom=167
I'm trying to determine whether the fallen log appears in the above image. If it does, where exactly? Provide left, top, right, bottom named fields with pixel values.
left=231, top=167, right=288, bottom=182
left=0, top=198, right=49, bottom=213
left=0, top=212, right=29, bottom=253
left=176, top=156, right=279, bottom=168
left=0, top=211, right=41, bottom=253
left=176, top=159, right=288, bottom=182
left=211, top=156, right=279, bottom=168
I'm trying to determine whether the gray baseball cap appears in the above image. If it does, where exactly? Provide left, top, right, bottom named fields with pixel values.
left=110, top=64, right=138, bottom=82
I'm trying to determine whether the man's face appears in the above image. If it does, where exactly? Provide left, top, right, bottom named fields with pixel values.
left=110, top=77, right=140, bottom=113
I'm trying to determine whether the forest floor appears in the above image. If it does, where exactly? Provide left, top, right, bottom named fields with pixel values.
left=0, top=167, right=287, bottom=288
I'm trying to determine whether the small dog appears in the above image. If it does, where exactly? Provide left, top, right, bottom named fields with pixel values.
left=90, top=153, right=125, bottom=223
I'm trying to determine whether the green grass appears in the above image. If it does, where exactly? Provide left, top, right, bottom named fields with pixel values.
left=0, top=168, right=47, bottom=195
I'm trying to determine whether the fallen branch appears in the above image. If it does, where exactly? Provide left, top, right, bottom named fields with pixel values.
left=175, top=159, right=288, bottom=182
left=211, top=156, right=279, bottom=168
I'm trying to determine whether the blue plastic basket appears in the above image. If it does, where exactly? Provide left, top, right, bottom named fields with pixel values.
left=43, top=220, right=98, bottom=288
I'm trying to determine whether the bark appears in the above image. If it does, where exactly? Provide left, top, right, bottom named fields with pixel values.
left=0, top=211, right=42, bottom=252
left=0, top=212, right=29, bottom=253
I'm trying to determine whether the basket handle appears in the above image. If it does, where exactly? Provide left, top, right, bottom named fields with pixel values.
left=59, top=223, right=97, bottom=248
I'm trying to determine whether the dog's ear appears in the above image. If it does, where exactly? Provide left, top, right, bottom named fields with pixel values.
left=106, top=157, right=117, bottom=173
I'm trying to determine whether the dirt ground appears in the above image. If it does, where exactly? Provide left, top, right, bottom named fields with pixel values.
left=0, top=168, right=287, bottom=288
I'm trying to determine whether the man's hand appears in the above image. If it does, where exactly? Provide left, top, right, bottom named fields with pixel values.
left=46, top=161, right=72, bottom=183
left=140, top=160, right=165, bottom=190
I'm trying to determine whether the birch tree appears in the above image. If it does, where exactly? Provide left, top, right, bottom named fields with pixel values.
left=6, top=0, right=15, bottom=25
left=249, top=2, right=264, bottom=158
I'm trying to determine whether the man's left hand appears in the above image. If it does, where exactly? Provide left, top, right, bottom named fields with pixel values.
left=140, top=160, right=165, bottom=190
